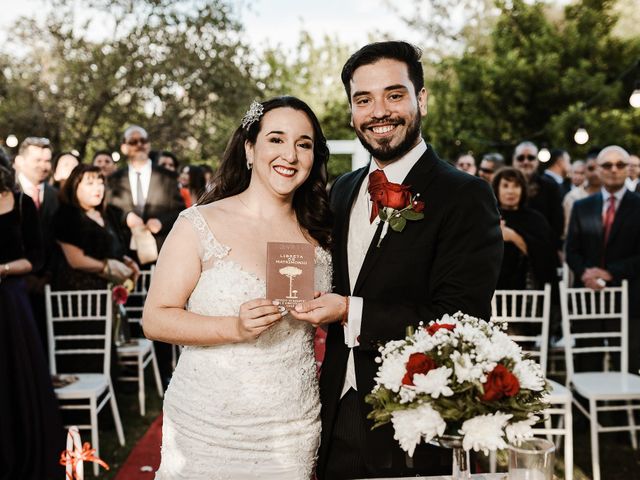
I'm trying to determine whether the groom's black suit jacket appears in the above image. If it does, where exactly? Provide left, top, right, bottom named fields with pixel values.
left=318, top=146, right=503, bottom=476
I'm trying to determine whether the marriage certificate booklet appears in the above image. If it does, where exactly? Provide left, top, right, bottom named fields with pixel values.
left=266, top=242, right=314, bottom=309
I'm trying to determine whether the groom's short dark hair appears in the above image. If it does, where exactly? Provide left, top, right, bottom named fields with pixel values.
left=341, top=41, right=424, bottom=103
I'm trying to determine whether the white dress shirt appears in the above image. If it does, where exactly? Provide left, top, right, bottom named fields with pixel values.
left=625, top=177, right=638, bottom=192
left=17, top=172, right=45, bottom=205
left=341, top=139, right=427, bottom=397
left=601, top=186, right=627, bottom=218
left=128, top=160, right=152, bottom=207
left=544, top=169, right=564, bottom=185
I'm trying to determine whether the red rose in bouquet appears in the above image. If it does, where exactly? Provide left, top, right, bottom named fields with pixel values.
left=112, top=285, right=129, bottom=306
left=481, top=364, right=520, bottom=402
left=402, top=352, right=437, bottom=386
left=427, top=323, right=456, bottom=336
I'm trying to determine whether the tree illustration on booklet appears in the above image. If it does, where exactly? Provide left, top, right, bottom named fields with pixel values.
left=279, top=266, right=302, bottom=299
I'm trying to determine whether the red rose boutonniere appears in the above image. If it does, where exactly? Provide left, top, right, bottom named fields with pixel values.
left=369, top=176, right=425, bottom=247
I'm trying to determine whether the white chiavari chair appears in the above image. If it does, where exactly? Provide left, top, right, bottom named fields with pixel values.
left=490, top=284, right=573, bottom=479
left=560, top=279, right=640, bottom=480
left=45, top=286, right=125, bottom=476
left=116, top=267, right=163, bottom=415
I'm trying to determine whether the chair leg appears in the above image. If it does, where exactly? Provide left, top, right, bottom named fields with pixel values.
left=489, top=450, right=497, bottom=473
left=151, top=345, right=164, bottom=398
left=553, top=412, right=564, bottom=448
left=138, top=353, right=145, bottom=416
left=108, top=380, right=126, bottom=446
left=544, top=413, right=553, bottom=444
left=589, top=399, right=601, bottom=480
left=626, top=401, right=638, bottom=449
left=564, top=400, right=573, bottom=480
left=90, top=396, right=99, bottom=477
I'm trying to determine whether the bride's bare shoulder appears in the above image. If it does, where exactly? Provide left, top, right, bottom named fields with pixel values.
left=194, top=197, right=239, bottom=223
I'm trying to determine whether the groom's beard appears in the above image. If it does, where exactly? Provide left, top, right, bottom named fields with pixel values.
left=355, top=111, right=422, bottom=164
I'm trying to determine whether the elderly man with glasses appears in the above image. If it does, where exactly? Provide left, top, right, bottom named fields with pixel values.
left=512, top=141, right=564, bottom=248
left=566, top=145, right=640, bottom=373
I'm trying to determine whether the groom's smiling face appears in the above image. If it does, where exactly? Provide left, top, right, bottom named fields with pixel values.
left=349, top=58, right=427, bottom=165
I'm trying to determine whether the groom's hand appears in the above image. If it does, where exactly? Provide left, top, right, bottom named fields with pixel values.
left=289, top=293, right=346, bottom=326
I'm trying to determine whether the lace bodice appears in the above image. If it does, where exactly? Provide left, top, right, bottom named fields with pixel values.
left=155, top=206, right=332, bottom=480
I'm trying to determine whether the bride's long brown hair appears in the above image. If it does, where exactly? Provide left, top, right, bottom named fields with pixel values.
left=198, top=96, right=332, bottom=249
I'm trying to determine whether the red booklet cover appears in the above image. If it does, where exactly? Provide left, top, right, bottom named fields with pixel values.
left=266, top=242, right=314, bottom=309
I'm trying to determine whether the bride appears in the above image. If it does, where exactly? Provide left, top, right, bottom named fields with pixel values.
left=143, top=96, right=334, bottom=479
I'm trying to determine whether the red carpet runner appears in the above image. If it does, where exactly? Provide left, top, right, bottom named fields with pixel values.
left=114, top=415, right=163, bottom=479
left=115, top=329, right=328, bottom=477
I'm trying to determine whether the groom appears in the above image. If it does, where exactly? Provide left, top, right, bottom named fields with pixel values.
left=292, top=41, right=503, bottom=478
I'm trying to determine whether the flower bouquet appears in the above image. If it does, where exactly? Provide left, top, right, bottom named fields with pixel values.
left=365, top=312, right=549, bottom=478
left=112, top=280, right=134, bottom=346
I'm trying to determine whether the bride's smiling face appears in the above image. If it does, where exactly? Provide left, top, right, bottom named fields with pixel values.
left=245, top=107, right=315, bottom=198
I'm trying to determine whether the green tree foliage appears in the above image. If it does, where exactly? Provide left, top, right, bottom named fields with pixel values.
left=421, top=0, right=640, bottom=160
left=0, top=0, right=259, bottom=166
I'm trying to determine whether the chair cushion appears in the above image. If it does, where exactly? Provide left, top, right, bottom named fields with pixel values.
left=545, top=379, right=572, bottom=402
left=116, top=338, right=153, bottom=356
left=572, top=372, right=640, bottom=400
left=54, top=373, right=109, bottom=399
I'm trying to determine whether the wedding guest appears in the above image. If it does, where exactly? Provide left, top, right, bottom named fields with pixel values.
left=492, top=167, right=558, bottom=290
left=455, top=152, right=477, bottom=175
left=569, top=160, right=586, bottom=189
left=0, top=164, right=64, bottom=480
left=178, top=164, right=207, bottom=207
left=200, top=163, right=214, bottom=187
left=292, top=41, right=502, bottom=479
left=13, top=137, right=59, bottom=351
left=158, top=151, right=179, bottom=172
left=144, top=96, right=333, bottom=478
left=53, top=164, right=139, bottom=290
left=512, top=141, right=564, bottom=248
left=92, top=150, right=118, bottom=177
left=478, top=152, right=505, bottom=183
left=563, top=157, right=601, bottom=236
left=105, top=125, right=185, bottom=258
left=543, top=148, right=572, bottom=197
left=50, top=151, right=80, bottom=190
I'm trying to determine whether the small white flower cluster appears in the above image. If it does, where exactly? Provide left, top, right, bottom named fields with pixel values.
left=372, top=312, right=548, bottom=456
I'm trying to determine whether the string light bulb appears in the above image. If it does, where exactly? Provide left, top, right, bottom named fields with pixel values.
left=6, top=134, right=18, bottom=148
left=112, top=152, right=121, bottom=162
left=574, top=127, right=589, bottom=145
left=630, top=88, right=640, bottom=108
left=538, top=148, right=551, bottom=163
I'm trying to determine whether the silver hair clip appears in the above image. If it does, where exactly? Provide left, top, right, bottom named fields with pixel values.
left=241, top=100, right=264, bottom=130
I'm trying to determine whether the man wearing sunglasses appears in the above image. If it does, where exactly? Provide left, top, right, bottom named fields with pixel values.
left=566, top=145, right=640, bottom=372
left=477, top=152, right=504, bottom=183
left=106, top=125, right=185, bottom=258
left=512, top=141, right=564, bottom=248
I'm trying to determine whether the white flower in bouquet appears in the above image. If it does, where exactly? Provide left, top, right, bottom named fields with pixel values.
left=459, top=412, right=512, bottom=454
left=513, top=358, right=546, bottom=391
left=505, top=415, right=539, bottom=445
left=366, top=312, right=550, bottom=457
left=413, top=366, right=454, bottom=398
left=391, top=403, right=446, bottom=457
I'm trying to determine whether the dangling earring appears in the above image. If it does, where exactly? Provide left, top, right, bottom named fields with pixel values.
left=246, top=161, right=253, bottom=170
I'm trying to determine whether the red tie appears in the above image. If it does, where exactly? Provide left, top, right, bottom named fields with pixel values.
left=368, top=169, right=388, bottom=223
left=32, top=185, right=41, bottom=210
left=602, top=195, right=616, bottom=245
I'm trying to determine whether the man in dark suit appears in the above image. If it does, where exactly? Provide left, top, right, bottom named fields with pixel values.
left=14, top=136, right=59, bottom=352
left=566, top=145, right=640, bottom=373
left=291, top=41, right=503, bottom=479
left=512, top=142, right=564, bottom=248
left=105, top=125, right=184, bottom=386
left=105, top=125, right=184, bottom=258
left=543, top=148, right=572, bottom=198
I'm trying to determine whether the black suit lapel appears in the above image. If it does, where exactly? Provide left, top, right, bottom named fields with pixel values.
left=353, top=146, right=439, bottom=295
left=607, top=191, right=632, bottom=246
left=145, top=169, right=163, bottom=216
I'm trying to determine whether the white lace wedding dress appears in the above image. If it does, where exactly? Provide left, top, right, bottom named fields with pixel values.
left=155, top=207, right=332, bottom=480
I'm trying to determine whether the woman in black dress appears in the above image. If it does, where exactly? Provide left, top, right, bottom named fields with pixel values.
left=492, top=167, right=559, bottom=290
left=0, top=164, right=64, bottom=479
left=53, top=164, right=139, bottom=290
